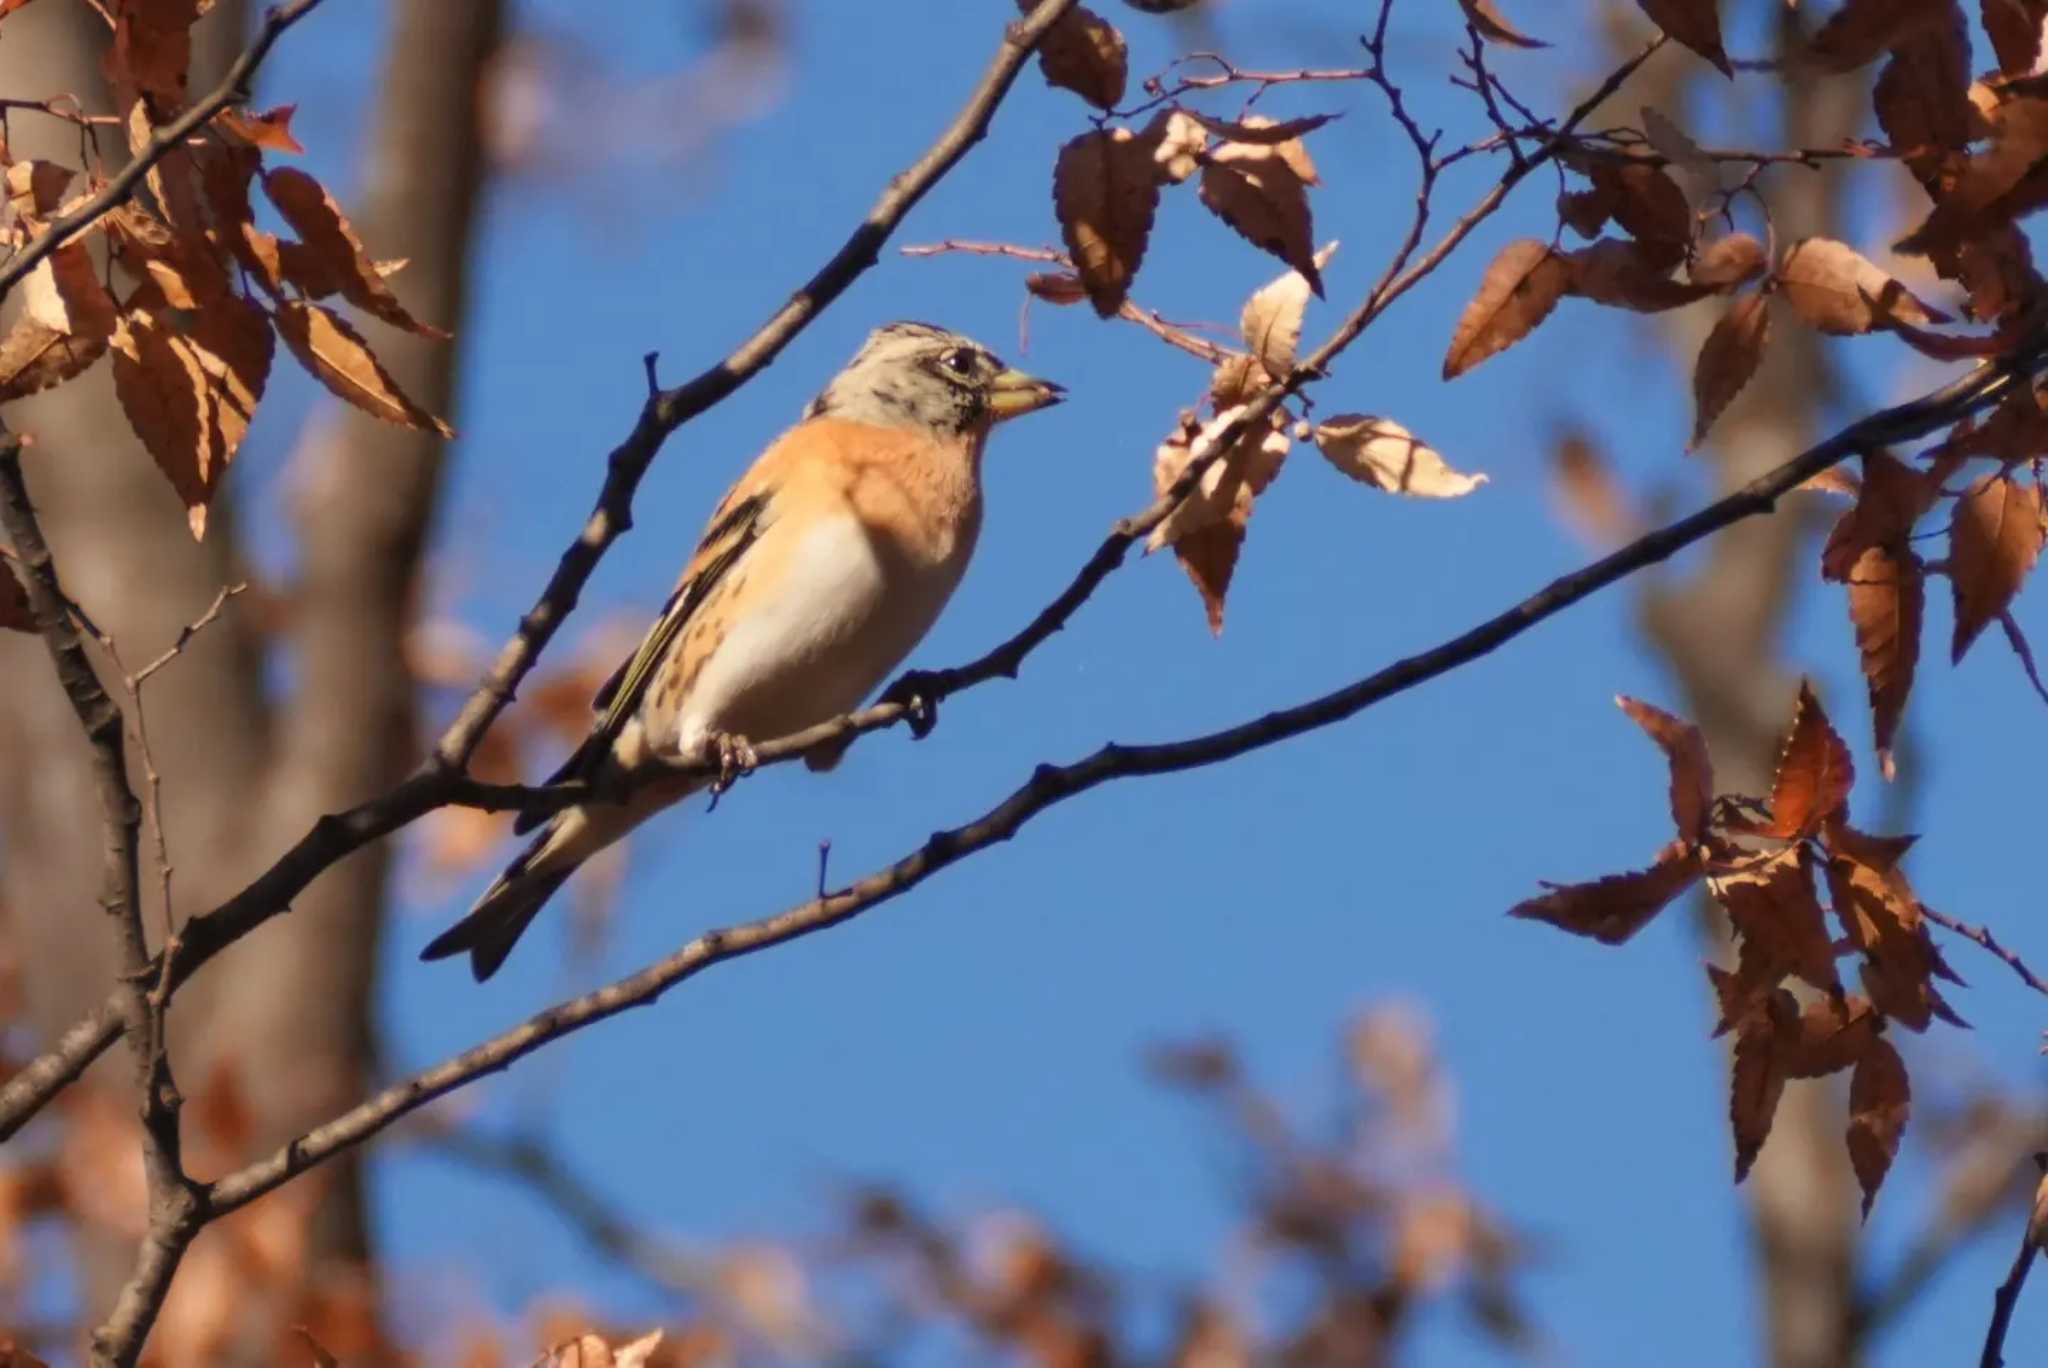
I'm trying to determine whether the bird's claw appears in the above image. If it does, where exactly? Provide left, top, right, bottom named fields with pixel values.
left=880, top=669, right=942, bottom=740
left=707, top=732, right=759, bottom=794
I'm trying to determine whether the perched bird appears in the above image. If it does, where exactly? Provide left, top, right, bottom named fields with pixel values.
left=422, top=322, right=1065, bottom=980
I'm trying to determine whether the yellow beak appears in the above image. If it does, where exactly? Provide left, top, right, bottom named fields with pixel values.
left=985, top=367, right=1066, bottom=421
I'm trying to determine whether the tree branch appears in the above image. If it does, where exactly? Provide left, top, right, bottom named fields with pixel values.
left=199, top=333, right=2048, bottom=1227
left=0, top=0, right=325, bottom=304
left=0, top=433, right=201, bottom=1368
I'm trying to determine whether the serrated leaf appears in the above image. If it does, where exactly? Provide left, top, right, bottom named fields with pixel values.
left=1146, top=407, right=1289, bottom=552
left=263, top=168, right=448, bottom=338
left=1709, top=846, right=1843, bottom=997
left=1820, top=451, right=1936, bottom=580
left=1566, top=238, right=1712, bottom=311
left=1198, top=145, right=1320, bottom=290
left=1456, top=0, right=1547, bottom=47
left=1181, top=111, right=1336, bottom=150
left=1020, top=0, right=1127, bottom=109
left=1508, top=840, right=1704, bottom=944
left=1950, top=474, right=2046, bottom=661
left=1690, top=233, right=1766, bottom=290
left=0, top=321, right=104, bottom=403
left=1761, top=682, right=1854, bottom=839
left=1983, top=0, right=2048, bottom=75
left=1730, top=994, right=1793, bottom=1180
left=1805, top=0, right=1944, bottom=72
left=1843, top=545, right=1923, bottom=779
left=1690, top=291, right=1770, bottom=447
left=216, top=102, right=303, bottom=153
left=1636, top=0, right=1731, bottom=76
left=1313, top=414, right=1487, bottom=497
left=1053, top=127, right=1160, bottom=317
left=1141, top=108, right=1207, bottom=184
left=1846, top=1038, right=1909, bottom=1216
left=275, top=301, right=453, bottom=437
left=1585, top=157, right=1693, bottom=263
left=1616, top=695, right=1713, bottom=843
left=1442, top=239, right=1570, bottom=378
left=1238, top=244, right=1334, bottom=380
left=1778, top=237, right=1948, bottom=334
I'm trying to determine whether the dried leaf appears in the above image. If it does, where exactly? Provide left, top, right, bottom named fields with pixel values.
left=1208, top=353, right=1266, bottom=407
left=1141, top=108, right=1207, bottom=184
left=1585, top=157, right=1693, bottom=264
left=1199, top=143, right=1321, bottom=289
left=1690, top=291, right=1770, bottom=447
left=1784, top=994, right=1880, bottom=1077
left=1441, top=239, right=1570, bottom=378
left=216, top=103, right=303, bottom=154
left=1873, top=15, right=1972, bottom=190
left=22, top=244, right=116, bottom=340
left=1759, top=683, right=1855, bottom=839
left=1820, top=451, right=1936, bottom=579
left=275, top=302, right=452, bottom=437
left=1844, top=545, right=1923, bottom=779
left=1181, top=111, right=1336, bottom=151
left=1557, top=186, right=1614, bottom=239
left=1806, top=0, right=1945, bottom=72
left=1146, top=407, right=1289, bottom=551
left=1896, top=95, right=2048, bottom=255
left=1950, top=474, right=2046, bottom=660
left=1456, top=0, right=1547, bottom=47
left=1616, top=695, right=1713, bottom=843
left=1635, top=0, right=1731, bottom=76
left=1174, top=504, right=1247, bottom=635
left=104, top=0, right=202, bottom=100
left=1730, top=994, right=1793, bottom=1180
left=0, top=321, right=105, bottom=401
left=1508, top=840, right=1704, bottom=944
left=1846, top=1037, right=1910, bottom=1214
left=1313, top=414, right=1487, bottom=497
left=1778, top=237, right=1949, bottom=333
left=5, top=159, right=74, bottom=225
left=263, top=169, right=448, bottom=337
left=1710, top=846, right=1843, bottom=997
left=1020, top=0, right=1127, bottom=109
left=1983, top=0, right=2048, bottom=75
left=1239, top=244, right=1335, bottom=380
left=1690, top=233, right=1767, bottom=290
left=1566, top=238, right=1712, bottom=311
left=1053, top=127, right=1160, bottom=317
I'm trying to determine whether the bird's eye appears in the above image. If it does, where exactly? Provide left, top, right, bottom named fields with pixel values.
left=940, top=348, right=975, bottom=376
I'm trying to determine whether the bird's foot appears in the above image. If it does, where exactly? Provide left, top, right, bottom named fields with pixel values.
left=705, top=731, right=760, bottom=795
left=880, top=668, right=943, bottom=740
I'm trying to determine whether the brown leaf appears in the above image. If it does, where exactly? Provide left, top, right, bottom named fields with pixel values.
left=23, top=244, right=116, bottom=340
left=1312, top=414, right=1487, bottom=497
left=1557, top=186, right=1614, bottom=239
left=1208, top=353, right=1267, bottom=408
left=1147, top=407, right=1289, bottom=551
left=5, top=159, right=74, bottom=227
left=1053, top=127, right=1160, bottom=317
left=1441, top=239, right=1570, bottom=378
left=104, top=0, right=202, bottom=100
left=1173, top=505, right=1247, bottom=635
left=1585, top=157, right=1693, bottom=265
left=1020, top=0, right=1127, bottom=109
left=1872, top=15, right=1972, bottom=190
left=216, top=102, right=303, bottom=154
left=1508, top=840, right=1704, bottom=944
left=1822, top=823, right=1922, bottom=947
left=1762, top=682, right=1854, bottom=839
left=1635, top=0, right=1731, bottom=76
left=1140, top=108, right=1207, bottom=184
left=1820, top=450, right=1937, bottom=580
left=1784, top=994, right=1881, bottom=1078
left=1896, top=94, right=2048, bottom=255
left=1690, top=233, right=1767, bottom=290
left=1710, top=846, right=1844, bottom=996
left=1690, top=291, right=1770, bottom=447
left=1778, top=237, right=1949, bottom=333
left=1950, top=474, right=2046, bottom=661
left=199, top=145, right=285, bottom=297
left=1730, top=992, right=1793, bottom=1180
left=1456, top=0, right=1547, bottom=47
left=1616, top=695, right=1713, bottom=844
left=1180, top=111, right=1335, bottom=155
left=275, top=302, right=452, bottom=437
left=1549, top=429, right=1642, bottom=547
left=1983, top=0, right=2048, bottom=75
left=1198, top=143, right=1321, bottom=290
left=263, top=168, right=448, bottom=337
left=1844, top=544, right=1923, bottom=778
left=110, top=296, right=272, bottom=538
left=1846, top=1037, right=1910, bottom=1215
left=1565, top=238, right=1712, bottom=312
left=1025, top=272, right=1088, bottom=306
left=1240, top=257, right=1313, bottom=380
left=1805, top=0, right=1945, bottom=71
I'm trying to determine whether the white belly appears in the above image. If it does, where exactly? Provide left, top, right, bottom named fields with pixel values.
left=673, top=512, right=964, bottom=753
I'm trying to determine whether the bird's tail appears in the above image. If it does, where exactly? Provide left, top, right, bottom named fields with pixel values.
left=421, top=808, right=590, bottom=981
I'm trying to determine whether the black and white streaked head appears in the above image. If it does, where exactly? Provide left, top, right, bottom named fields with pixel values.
left=804, top=321, right=1065, bottom=437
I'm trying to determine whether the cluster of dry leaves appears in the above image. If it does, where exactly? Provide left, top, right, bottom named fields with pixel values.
left=1510, top=686, right=1959, bottom=1211
left=0, top=0, right=448, bottom=558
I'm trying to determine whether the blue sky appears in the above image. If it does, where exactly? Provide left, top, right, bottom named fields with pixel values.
left=232, top=1, right=2048, bottom=1361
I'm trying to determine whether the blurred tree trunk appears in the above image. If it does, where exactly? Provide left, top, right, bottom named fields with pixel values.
left=1624, top=7, right=1866, bottom=1365
left=0, top=0, right=501, bottom=1354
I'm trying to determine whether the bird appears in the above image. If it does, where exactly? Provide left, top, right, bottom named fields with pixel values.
left=421, top=321, right=1066, bottom=980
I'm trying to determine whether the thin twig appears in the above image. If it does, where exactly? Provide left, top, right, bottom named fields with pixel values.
left=1982, top=1229, right=2037, bottom=1368
left=1923, top=904, right=2048, bottom=999
left=0, top=0, right=327, bottom=306
left=200, top=332, right=2048, bottom=1226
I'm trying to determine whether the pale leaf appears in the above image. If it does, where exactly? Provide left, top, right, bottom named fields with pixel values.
left=1778, top=237, right=1949, bottom=334
left=1456, top=0, right=1547, bottom=47
left=1441, top=239, right=1570, bottom=378
left=1690, top=291, right=1770, bottom=448
left=275, top=302, right=453, bottom=436
left=1949, top=473, right=2046, bottom=661
left=1313, top=414, right=1487, bottom=497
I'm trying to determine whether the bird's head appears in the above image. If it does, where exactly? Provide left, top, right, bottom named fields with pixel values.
left=805, top=321, right=1065, bottom=436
